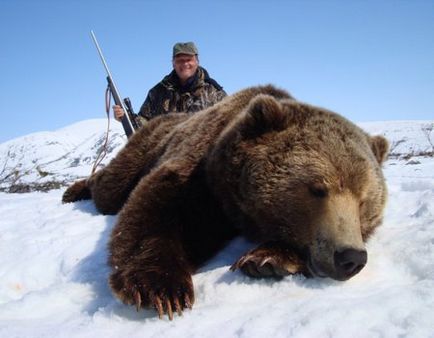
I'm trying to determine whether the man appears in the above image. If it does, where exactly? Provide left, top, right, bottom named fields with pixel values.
left=113, top=42, right=226, bottom=127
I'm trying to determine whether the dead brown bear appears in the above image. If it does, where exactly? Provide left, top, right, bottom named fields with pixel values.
left=62, top=85, right=388, bottom=320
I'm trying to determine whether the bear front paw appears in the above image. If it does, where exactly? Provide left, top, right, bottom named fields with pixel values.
left=230, top=243, right=307, bottom=279
left=62, top=179, right=91, bottom=203
left=109, top=266, right=194, bottom=320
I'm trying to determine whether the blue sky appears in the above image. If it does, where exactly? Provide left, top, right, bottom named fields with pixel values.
left=1, top=0, right=433, bottom=143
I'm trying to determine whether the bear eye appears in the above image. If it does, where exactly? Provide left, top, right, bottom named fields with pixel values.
left=309, top=183, right=328, bottom=198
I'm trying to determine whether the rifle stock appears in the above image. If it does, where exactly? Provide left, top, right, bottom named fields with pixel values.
left=90, top=30, right=136, bottom=138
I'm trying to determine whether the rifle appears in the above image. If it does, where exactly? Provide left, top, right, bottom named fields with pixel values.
left=90, top=30, right=137, bottom=138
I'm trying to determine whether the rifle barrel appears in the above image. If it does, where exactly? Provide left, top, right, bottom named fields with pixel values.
left=90, top=31, right=113, bottom=80
left=90, top=30, right=135, bottom=137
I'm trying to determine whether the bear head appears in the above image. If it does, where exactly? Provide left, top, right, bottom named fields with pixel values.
left=208, top=94, right=389, bottom=281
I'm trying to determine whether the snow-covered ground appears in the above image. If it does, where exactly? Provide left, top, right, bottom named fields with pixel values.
left=0, top=120, right=434, bottom=337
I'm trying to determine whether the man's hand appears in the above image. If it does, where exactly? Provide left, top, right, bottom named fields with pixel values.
left=113, top=105, right=125, bottom=121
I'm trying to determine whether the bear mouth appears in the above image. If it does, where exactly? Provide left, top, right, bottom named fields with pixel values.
left=306, top=251, right=366, bottom=281
left=306, top=256, right=329, bottom=279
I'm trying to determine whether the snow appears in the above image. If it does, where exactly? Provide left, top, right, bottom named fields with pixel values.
left=0, top=119, right=126, bottom=188
left=0, top=120, right=434, bottom=337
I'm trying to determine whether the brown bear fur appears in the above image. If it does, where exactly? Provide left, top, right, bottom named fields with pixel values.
left=62, top=85, right=388, bottom=320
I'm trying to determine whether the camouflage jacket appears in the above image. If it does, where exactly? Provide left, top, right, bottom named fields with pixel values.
left=134, top=66, right=226, bottom=126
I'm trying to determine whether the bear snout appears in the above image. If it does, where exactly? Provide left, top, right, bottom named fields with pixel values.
left=333, top=248, right=367, bottom=281
left=307, top=245, right=367, bottom=281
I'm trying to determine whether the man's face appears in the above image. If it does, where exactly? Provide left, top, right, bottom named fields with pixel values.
left=172, top=54, right=199, bottom=83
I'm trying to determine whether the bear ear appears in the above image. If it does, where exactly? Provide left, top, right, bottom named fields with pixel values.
left=241, top=94, right=287, bottom=138
left=369, top=135, right=389, bottom=164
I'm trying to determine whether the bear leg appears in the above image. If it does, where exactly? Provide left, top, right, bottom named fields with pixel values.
left=108, top=159, right=200, bottom=319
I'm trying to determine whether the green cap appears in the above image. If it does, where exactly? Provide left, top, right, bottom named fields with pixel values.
left=172, top=42, right=198, bottom=58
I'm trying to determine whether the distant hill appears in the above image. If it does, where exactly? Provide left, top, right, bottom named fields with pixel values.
left=0, top=120, right=126, bottom=192
left=0, top=118, right=433, bottom=193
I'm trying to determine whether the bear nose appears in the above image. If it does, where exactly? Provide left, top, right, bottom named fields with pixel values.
left=334, top=248, right=367, bottom=280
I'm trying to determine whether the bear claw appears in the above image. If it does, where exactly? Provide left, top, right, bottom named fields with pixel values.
left=231, top=243, right=307, bottom=279
left=151, top=292, right=191, bottom=320
left=231, top=254, right=286, bottom=278
left=110, top=268, right=194, bottom=320
left=134, top=290, right=142, bottom=312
